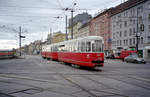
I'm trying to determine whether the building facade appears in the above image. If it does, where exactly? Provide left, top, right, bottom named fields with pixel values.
left=111, top=0, right=150, bottom=57
left=51, top=32, right=66, bottom=43
left=89, top=8, right=113, bottom=55
left=68, top=22, right=82, bottom=39
left=78, top=22, right=90, bottom=38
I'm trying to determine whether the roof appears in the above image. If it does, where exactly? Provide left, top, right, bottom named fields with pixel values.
left=93, top=8, right=114, bottom=19
left=78, top=21, right=90, bottom=30
left=111, top=0, right=147, bottom=16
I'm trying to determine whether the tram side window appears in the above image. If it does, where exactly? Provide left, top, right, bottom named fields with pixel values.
left=73, top=43, right=77, bottom=52
left=86, top=42, right=91, bottom=52
left=92, top=44, right=96, bottom=52
left=92, top=40, right=103, bottom=52
left=78, top=42, right=81, bottom=52
left=81, top=42, right=86, bottom=52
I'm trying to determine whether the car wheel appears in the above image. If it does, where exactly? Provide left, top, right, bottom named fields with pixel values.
left=142, top=62, right=146, bottom=64
left=135, top=60, right=140, bottom=64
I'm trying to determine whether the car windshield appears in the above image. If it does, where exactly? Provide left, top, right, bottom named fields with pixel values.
left=129, top=53, right=139, bottom=58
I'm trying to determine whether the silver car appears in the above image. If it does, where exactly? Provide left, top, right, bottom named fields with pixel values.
left=124, top=54, right=146, bottom=64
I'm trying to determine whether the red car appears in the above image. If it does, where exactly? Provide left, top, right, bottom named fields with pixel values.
left=115, top=50, right=137, bottom=60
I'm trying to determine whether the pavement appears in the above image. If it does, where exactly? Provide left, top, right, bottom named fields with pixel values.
left=0, top=55, right=150, bottom=97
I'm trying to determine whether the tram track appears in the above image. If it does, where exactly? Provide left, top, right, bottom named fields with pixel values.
left=79, top=74, right=129, bottom=97
left=90, top=70, right=150, bottom=91
left=0, top=73, right=74, bottom=87
left=60, top=74, right=98, bottom=97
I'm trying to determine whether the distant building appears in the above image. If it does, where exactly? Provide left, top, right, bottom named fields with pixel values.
left=68, top=22, right=82, bottom=39
left=24, top=40, right=42, bottom=55
left=68, top=12, right=92, bottom=26
left=111, top=0, right=150, bottom=57
left=78, top=21, right=90, bottom=38
left=68, top=12, right=92, bottom=39
left=51, top=31, right=66, bottom=44
left=46, top=33, right=52, bottom=44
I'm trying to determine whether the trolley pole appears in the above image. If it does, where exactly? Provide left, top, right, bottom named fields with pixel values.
left=66, top=15, right=68, bottom=40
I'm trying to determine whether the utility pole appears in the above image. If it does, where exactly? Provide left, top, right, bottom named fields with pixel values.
left=71, top=10, right=74, bottom=39
left=136, top=8, right=139, bottom=52
left=19, top=26, right=21, bottom=56
left=19, top=26, right=25, bottom=56
left=65, top=15, right=68, bottom=40
left=64, top=2, right=76, bottom=40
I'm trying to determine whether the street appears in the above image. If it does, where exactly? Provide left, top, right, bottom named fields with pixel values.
left=0, top=55, right=150, bottom=97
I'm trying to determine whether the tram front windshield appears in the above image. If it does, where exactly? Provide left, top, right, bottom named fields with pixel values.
left=92, top=40, right=103, bottom=52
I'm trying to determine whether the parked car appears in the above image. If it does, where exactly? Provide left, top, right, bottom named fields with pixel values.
left=124, top=54, right=146, bottom=64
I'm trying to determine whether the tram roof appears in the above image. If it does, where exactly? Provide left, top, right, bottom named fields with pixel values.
left=145, top=46, right=150, bottom=49
left=47, top=36, right=103, bottom=46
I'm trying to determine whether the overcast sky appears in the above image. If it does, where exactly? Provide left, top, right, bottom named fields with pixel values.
left=0, top=0, right=124, bottom=50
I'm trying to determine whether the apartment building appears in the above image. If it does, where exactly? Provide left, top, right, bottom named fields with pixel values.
left=111, top=0, right=150, bottom=57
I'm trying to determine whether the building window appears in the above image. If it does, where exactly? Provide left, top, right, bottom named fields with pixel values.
left=126, top=39, right=128, bottom=45
left=117, top=32, right=119, bottom=38
left=129, top=18, right=132, bottom=25
left=124, top=40, right=126, bottom=45
left=124, top=30, right=127, bottom=37
left=113, top=33, right=115, bottom=39
left=149, top=25, right=150, bottom=32
left=133, top=38, right=135, bottom=44
left=124, top=21, right=127, bottom=27
left=120, top=31, right=122, bottom=37
left=141, top=37, right=143, bottom=44
left=133, top=8, right=135, bottom=16
left=130, top=10, right=133, bottom=16
left=148, top=14, right=150, bottom=21
left=129, top=39, right=132, bottom=45
left=137, top=6, right=143, bottom=13
left=120, top=24, right=122, bottom=28
left=133, top=28, right=136, bottom=35
left=117, top=40, right=119, bottom=46
left=138, top=38, right=140, bottom=44
left=133, top=19, right=136, bottom=24
left=129, top=28, right=132, bottom=36
left=116, top=21, right=119, bottom=26
left=139, top=16, right=143, bottom=23
left=148, top=36, right=150, bottom=43
left=113, top=24, right=115, bottom=28
left=148, top=3, right=150, bottom=9
left=120, top=40, right=122, bottom=46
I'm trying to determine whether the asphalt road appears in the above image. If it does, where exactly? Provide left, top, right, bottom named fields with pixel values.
left=0, top=55, right=150, bottom=97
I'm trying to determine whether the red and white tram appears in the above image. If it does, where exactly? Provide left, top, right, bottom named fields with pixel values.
left=0, top=50, right=15, bottom=58
left=42, top=36, right=104, bottom=68
left=41, top=44, right=58, bottom=60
